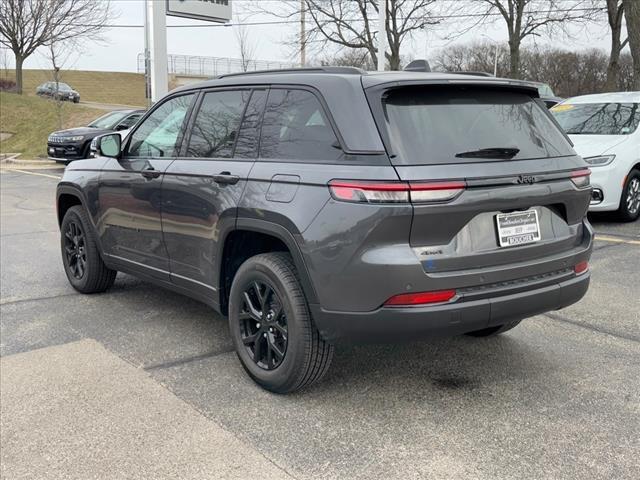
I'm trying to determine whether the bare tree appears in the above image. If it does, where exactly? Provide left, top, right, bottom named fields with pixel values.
left=433, top=41, right=509, bottom=77
left=623, top=0, right=640, bottom=89
left=248, top=0, right=438, bottom=70
left=235, top=23, right=257, bottom=72
left=435, top=42, right=633, bottom=96
left=472, top=0, right=601, bottom=78
left=44, top=40, right=80, bottom=129
left=604, top=0, right=628, bottom=91
left=320, top=49, right=376, bottom=70
left=0, top=0, right=111, bottom=94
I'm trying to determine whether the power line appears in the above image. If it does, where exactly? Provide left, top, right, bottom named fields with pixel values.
left=80, top=6, right=606, bottom=29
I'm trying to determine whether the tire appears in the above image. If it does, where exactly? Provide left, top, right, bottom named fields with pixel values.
left=617, top=169, right=640, bottom=222
left=465, top=320, right=522, bottom=337
left=60, top=205, right=116, bottom=293
left=81, top=141, right=92, bottom=159
left=228, top=252, right=334, bottom=393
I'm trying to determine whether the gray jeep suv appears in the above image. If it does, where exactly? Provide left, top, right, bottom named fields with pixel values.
left=56, top=67, right=593, bottom=393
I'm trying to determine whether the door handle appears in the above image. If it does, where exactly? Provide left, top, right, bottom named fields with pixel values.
left=141, top=166, right=161, bottom=180
left=211, top=171, right=240, bottom=185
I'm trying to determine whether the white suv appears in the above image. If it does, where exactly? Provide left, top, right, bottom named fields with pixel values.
left=552, top=92, right=640, bottom=221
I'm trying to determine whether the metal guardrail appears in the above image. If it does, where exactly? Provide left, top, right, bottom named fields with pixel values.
left=137, top=53, right=299, bottom=78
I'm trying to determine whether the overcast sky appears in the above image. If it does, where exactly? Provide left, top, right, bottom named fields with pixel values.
left=2, top=0, right=628, bottom=73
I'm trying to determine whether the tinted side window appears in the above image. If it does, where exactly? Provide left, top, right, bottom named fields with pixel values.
left=127, top=94, right=194, bottom=158
left=118, top=114, right=143, bottom=130
left=186, top=90, right=249, bottom=158
left=259, top=89, right=341, bottom=162
left=234, top=90, right=267, bottom=159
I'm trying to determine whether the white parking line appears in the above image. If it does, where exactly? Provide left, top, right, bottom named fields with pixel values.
left=4, top=169, right=62, bottom=180
left=595, top=235, right=640, bottom=246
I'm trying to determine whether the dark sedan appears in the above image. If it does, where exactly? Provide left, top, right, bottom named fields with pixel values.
left=48, top=109, right=145, bottom=163
left=36, top=82, right=81, bottom=103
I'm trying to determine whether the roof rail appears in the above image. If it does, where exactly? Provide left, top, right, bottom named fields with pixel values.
left=218, top=66, right=367, bottom=79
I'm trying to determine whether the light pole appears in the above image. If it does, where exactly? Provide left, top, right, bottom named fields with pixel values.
left=377, top=0, right=386, bottom=71
left=300, top=0, right=306, bottom=67
left=145, top=0, right=168, bottom=103
left=481, top=34, right=499, bottom=77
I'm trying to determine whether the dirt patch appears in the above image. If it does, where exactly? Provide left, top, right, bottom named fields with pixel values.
left=0, top=132, right=14, bottom=142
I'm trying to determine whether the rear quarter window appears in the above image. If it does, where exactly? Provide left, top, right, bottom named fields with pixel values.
left=381, top=86, right=574, bottom=165
left=259, top=89, right=342, bottom=162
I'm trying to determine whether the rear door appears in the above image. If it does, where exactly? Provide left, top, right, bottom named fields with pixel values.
left=96, top=93, right=195, bottom=279
left=161, top=88, right=264, bottom=300
left=369, top=84, right=592, bottom=278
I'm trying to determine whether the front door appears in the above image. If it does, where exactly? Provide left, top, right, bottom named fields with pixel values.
left=96, top=93, right=196, bottom=279
left=162, top=88, right=266, bottom=300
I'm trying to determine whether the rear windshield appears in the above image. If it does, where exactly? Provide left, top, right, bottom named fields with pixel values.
left=551, top=102, right=640, bottom=135
left=382, top=87, right=574, bottom=165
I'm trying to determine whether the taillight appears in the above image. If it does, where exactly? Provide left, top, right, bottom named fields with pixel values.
left=384, top=289, right=457, bottom=307
left=328, top=180, right=466, bottom=204
left=410, top=181, right=466, bottom=203
left=574, top=261, right=589, bottom=275
left=570, top=169, right=591, bottom=188
left=328, top=181, right=409, bottom=203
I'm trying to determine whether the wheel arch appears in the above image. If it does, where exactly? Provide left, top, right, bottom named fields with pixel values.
left=218, top=218, right=318, bottom=316
left=56, top=185, right=86, bottom=227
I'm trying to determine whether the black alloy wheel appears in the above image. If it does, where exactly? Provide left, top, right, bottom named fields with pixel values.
left=63, top=220, right=87, bottom=280
left=239, top=280, right=288, bottom=370
left=60, top=205, right=117, bottom=293
left=228, top=252, right=334, bottom=393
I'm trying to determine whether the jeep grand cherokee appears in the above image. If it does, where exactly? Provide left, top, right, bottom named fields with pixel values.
left=56, top=67, right=593, bottom=393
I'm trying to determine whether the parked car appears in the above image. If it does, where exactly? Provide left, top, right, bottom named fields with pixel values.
left=48, top=109, right=145, bottom=162
left=552, top=92, right=640, bottom=221
left=36, top=81, right=80, bottom=103
left=56, top=67, right=593, bottom=393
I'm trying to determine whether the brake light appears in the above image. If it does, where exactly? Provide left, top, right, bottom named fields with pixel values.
left=328, top=180, right=466, bottom=204
left=574, top=261, right=589, bottom=275
left=384, top=289, right=457, bottom=307
left=570, top=169, right=591, bottom=188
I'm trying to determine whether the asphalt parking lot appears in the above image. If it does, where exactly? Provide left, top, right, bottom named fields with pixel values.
left=1, top=168, right=639, bottom=480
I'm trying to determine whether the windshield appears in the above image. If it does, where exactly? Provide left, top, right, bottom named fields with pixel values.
left=88, top=111, right=129, bottom=129
left=382, top=87, right=574, bottom=165
left=551, top=102, right=640, bottom=135
left=56, top=83, right=72, bottom=92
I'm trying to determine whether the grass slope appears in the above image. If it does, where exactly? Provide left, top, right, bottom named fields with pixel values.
left=1, top=92, right=104, bottom=158
left=1, top=69, right=147, bottom=107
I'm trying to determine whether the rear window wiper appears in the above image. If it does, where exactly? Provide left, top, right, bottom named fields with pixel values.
left=455, top=147, right=520, bottom=159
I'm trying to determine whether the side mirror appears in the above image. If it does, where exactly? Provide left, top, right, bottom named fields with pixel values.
left=96, top=133, right=121, bottom=159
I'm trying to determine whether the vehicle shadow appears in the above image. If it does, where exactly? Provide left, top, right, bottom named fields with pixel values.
left=101, top=274, right=554, bottom=392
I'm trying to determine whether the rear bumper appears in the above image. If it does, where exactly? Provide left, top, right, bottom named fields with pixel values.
left=311, top=273, right=590, bottom=343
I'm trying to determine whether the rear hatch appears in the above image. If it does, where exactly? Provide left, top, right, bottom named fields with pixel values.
left=366, top=82, right=592, bottom=279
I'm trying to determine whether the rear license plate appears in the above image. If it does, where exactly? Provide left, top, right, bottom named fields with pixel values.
left=496, top=210, right=541, bottom=247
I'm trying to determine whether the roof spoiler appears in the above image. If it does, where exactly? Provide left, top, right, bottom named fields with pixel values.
left=404, top=60, right=431, bottom=72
